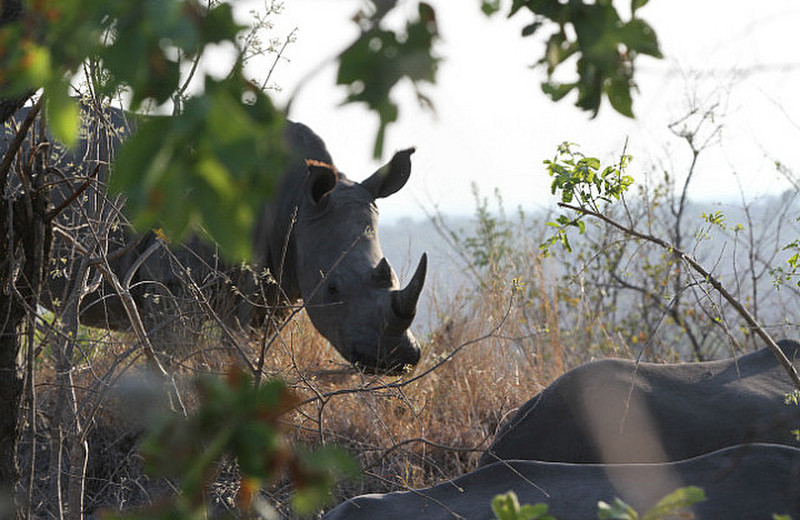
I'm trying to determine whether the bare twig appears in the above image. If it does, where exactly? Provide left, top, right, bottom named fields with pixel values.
left=261, top=27, right=297, bottom=91
left=45, top=165, right=101, bottom=222
left=297, top=290, right=518, bottom=407
left=0, top=97, right=43, bottom=187
left=559, top=201, right=800, bottom=390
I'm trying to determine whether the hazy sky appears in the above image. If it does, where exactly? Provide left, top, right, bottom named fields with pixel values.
left=250, top=0, right=800, bottom=222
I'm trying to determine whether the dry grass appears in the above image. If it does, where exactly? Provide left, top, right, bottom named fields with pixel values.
left=25, top=249, right=632, bottom=518
left=240, top=253, right=630, bottom=516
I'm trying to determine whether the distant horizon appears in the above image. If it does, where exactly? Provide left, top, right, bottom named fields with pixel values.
left=377, top=188, right=800, bottom=226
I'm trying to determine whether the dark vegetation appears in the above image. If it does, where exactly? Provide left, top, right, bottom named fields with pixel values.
left=3, top=99, right=799, bottom=519
left=2, top=0, right=799, bottom=518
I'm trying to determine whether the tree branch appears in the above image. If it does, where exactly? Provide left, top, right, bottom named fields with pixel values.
left=558, top=201, right=800, bottom=390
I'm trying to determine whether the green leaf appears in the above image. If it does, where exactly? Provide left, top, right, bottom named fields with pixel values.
left=605, top=77, right=634, bottom=118
left=632, top=0, right=650, bottom=13
left=620, top=19, right=663, bottom=58
left=598, top=497, right=638, bottom=520
left=515, top=0, right=565, bottom=20
left=481, top=0, right=502, bottom=16
left=521, top=21, right=542, bottom=37
left=21, top=43, right=52, bottom=86
left=46, top=84, right=80, bottom=148
left=491, top=491, right=555, bottom=520
left=492, top=490, right=521, bottom=519
left=542, top=82, right=576, bottom=102
left=337, top=3, right=439, bottom=158
left=200, top=3, right=244, bottom=43
left=641, top=486, right=705, bottom=520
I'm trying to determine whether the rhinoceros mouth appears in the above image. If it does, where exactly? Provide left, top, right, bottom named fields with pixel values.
left=347, top=334, right=422, bottom=375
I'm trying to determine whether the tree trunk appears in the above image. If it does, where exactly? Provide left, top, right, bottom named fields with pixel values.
left=0, top=295, right=24, bottom=513
left=0, top=102, right=52, bottom=517
left=0, top=194, right=49, bottom=518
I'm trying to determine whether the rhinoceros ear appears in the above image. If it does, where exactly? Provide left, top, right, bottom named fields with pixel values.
left=361, top=147, right=415, bottom=199
left=305, top=159, right=338, bottom=205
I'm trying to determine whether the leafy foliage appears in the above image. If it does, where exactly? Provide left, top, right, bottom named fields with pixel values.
left=1, top=0, right=663, bottom=259
left=1, top=0, right=246, bottom=142
left=598, top=486, right=705, bottom=520
left=337, top=2, right=440, bottom=158
left=493, top=486, right=705, bottom=520
left=772, top=221, right=800, bottom=288
left=109, top=78, right=286, bottom=258
left=120, top=368, right=358, bottom=519
left=1, top=0, right=285, bottom=259
left=487, top=0, right=663, bottom=117
left=0, top=0, right=443, bottom=257
left=492, top=491, right=555, bottom=520
left=541, top=141, right=632, bottom=252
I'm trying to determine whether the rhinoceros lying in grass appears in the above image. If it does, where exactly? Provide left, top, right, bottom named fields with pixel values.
left=2, top=105, right=426, bottom=373
left=323, top=444, right=800, bottom=520
left=481, top=339, right=800, bottom=465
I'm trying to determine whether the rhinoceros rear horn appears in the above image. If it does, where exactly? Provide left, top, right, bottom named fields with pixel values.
left=389, top=253, right=427, bottom=331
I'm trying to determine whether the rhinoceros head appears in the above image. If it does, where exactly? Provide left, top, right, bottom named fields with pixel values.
left=293, top=148, right=426, bottom=374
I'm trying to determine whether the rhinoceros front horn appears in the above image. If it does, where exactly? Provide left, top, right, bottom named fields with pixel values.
left=389, top=253, right=428, bottom=333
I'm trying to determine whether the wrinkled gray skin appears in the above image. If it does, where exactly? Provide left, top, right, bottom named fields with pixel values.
left=324, top=444, right=800, bottom=520
left=480, top=339, right=800, bottom=465
left=256, top=121, right=426, bottom=372
left=2, top=105, right=425, bottom=373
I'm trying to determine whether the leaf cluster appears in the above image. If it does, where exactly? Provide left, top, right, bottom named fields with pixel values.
left=1, top=0, right=285, bottom=260
left=487, top=0, right=662, bottom=117
left=109, top=78, right=286, bottom=259
left=541, top=141, right=632, bottom=252
left=125, top=368, right=358, bottom=519
left=492, top=491, right=556, bottom=520
left=773, top=223, right=800, bottom=288
left=546, top=142, right=632, bottom=206
left=598, top=486, right=705, bottom=519
left=1, top=0, right=243, bottom=144
left=337, top=2, right=440, bottom=158
left=493, top=486, right=705, bottom=520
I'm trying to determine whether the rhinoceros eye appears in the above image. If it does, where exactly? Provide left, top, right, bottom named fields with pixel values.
left=327, top=282, right=339, bottom=298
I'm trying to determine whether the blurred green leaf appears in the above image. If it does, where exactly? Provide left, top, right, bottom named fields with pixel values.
left=605, top=77, right=634, bottom=118
left=46, top=83, right=80, bottom=147
left=631, top=0, right=650, bottom=14
left=481, top=0, right=502, bottom=16
left=132, top=368, right=358, bottom=518
left=598, top=497, right=638, bottom=519
left=542, top=82, right=576, bottom=102
left=337, top=2, right=439, bottom=158
left=109, top=76, right=284, bottom=260
left=491, top=491, right=555, bottom=520
left=521, top=21, right=543, bottom=37
left=620, top=18, right=663, bottom=58
left=514, top=0, right=662, bottom=117
left=199, top=2, right=242, bottom=43
left=641, top=486, right=705, bottom=520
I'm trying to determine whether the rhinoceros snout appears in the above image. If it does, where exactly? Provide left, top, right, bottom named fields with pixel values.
left=349, top=332, right=421, bottom=375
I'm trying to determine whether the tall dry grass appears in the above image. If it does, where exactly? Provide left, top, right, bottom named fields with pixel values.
left=42, top=186, right=790, bottom=516
left=26, top=239, right=625, bottom=517
left=242, top=247, right=631, bottom=516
